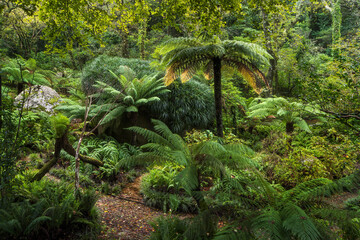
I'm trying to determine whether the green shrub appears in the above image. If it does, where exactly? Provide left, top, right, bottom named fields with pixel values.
left=149, top=216, right=188, bottom=240
left=262, top=131, right=358, bottom=188
left=149, top=79, right=215, bottom=134
left=141, top=164, right=196, bottom=213
left=345, top=192, right=360, bottom=211
left=184, top=129, right=245, bottom=146
left=99, top=181, right=122, bottom=195
left=1, top=179, right=100, bottom=239
left=28, top=153, right=44, bottom=169
left=50, top=168, right=96, bottom=188
left=58, top=136, right=142, bottom=181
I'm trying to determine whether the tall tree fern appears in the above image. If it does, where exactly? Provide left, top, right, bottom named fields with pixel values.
left=247, top=97, right=322, bottom=133
left=157, top=36, right=271, bottom=137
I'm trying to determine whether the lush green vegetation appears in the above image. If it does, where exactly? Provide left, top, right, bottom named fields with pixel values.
left=1, top=0, right=359, bottom=239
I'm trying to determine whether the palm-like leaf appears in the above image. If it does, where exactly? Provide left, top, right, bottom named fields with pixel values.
left=158, top=37, right=271, bottom=136
left=247, top=97, right=322, bottom=133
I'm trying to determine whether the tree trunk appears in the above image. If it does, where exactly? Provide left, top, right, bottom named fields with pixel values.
left=32, top=135, right=64, bottom=181
left=267, top=55, right=279, bottom=93
left=32, top=133, right=103, bottom=181
left=129, top=112, right=139, bottom=145
left=286, top=122, right=294, bottom=134
left=74, top=136, right=83, bottom=196
left=139, top=21, right=147, bottom=60
left=121, top=31, right=130, bottom=58
left=213, top=57, right=223, bottom=137
left=0, top=72, right=2, bottom=130
left=17, top=82, right=24, bottom=94
left=332, top=0, right=342, bottom=56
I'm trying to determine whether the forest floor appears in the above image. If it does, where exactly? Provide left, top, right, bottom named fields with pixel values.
left=96, top=176, right=193, bottom=240
left=45, top=173, right=359, bottom=240
left=95, top=179, right=359, bottom=240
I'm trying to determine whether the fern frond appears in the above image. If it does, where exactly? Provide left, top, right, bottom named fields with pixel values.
left=214, top=226, right=254, bottom=240
left=176, top=165, right=199, bottom=194
left=127, top=125, right=172, bottom=148
left=281, top=203, right=321, bottom=240
left=252, top=207, right=285, bottom=240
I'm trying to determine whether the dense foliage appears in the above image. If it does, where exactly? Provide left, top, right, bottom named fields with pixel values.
left=1, top=0, right=359, bottom=239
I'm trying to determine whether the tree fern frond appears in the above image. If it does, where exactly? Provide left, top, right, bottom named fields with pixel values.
left=294, top=118, right=312, bottom=133
left=176, top=165, right=199, bottom=194
left=283, top=178, right=333, bottom=202
left=295, top=171, right=360, bottom=203
left=158, top=37, right=202, bottom=56
left=281, top=203, right=321, bottom=240
left=100, top=106, right=125, bottom=125
left=127, top=125, right=172, bottom=148
left=165, top=56, right=210, bottom=85
left=192, top=141, right=227, bottom=156
left=152, top=119, right=189, bottom=153
left=223, top=40, right=272, bottom=66
left=252, top=207, right=285, bottom=240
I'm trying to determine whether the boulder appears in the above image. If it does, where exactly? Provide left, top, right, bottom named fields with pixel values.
left=15, top=85, right=61, bottom=113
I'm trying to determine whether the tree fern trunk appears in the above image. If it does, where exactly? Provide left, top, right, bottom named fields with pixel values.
left=122, top=31, right=130, bottom=58
left=32, top=134, right=64, bottom=181
left=32, top=133, right=103, bottom=181
left=0, top=73, right=2, bottom=130
left=286, top=122, right=294, bottom=134
left=139, top=21, right=147, bottom=60
left=213, top=57, right=223, bottom=137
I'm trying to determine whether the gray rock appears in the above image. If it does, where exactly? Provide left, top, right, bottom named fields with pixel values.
left=15, top=85, right=61, bottom=113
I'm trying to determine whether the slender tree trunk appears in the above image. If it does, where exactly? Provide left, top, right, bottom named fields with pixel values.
left=332, top=0, right=342, bottom=56
left=74, top=135, right=83, bottom=197
left=17, top=82, right=24, bottom=94
left=213, top=57, right=223, bottom=137
left=0, top=72, right=2, bottom=130
left=139, top=21, right=147, bottom=60
left=121, top=31, right=130, bottom=58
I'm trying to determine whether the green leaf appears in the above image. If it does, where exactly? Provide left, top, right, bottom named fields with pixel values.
left=126, top=106, right=138, bottom=112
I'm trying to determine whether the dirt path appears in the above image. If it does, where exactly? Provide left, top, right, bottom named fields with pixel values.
left=96, top=176, right=191, bottom=240
left=325, top=191, right=359, bottom=208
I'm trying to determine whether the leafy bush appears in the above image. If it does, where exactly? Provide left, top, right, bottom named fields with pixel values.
left=149, top=216, right=189, bottom=240
left=49, top=168, right=96, bottom=188
left=184, top=129, right=245, bottom=146
left=0, top=178, right=100, bottom=239
left=149, top=79, right=215, bottom=134
left=59, top=136, right=142, bottom=181
left=262, top=131, right=359, bottom=188
left=141, top=164, right=196, bottom=213
left=345, top=192, right=360, bottom=211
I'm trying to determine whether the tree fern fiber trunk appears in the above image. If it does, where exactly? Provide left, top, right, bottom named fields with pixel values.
left=0, top=73, right=2, bottom=129
left=32, top=132, right=103, bottom=181
left=213, top=57, right=223, bottom=137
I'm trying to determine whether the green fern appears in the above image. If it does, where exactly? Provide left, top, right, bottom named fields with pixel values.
left=247, top=97, right=323, bottom=133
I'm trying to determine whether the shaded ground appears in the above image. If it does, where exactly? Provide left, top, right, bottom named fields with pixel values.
left=325, top=191, right=359, bottom=208
left=97, top=176, right=192, bottom=240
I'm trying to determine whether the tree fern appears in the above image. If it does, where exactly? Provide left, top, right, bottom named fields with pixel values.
left=158, top=36, right=271, bottom=137
left=247, top=97, right=323, bottom=133
left=281, top=203, right=321, bottom=240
